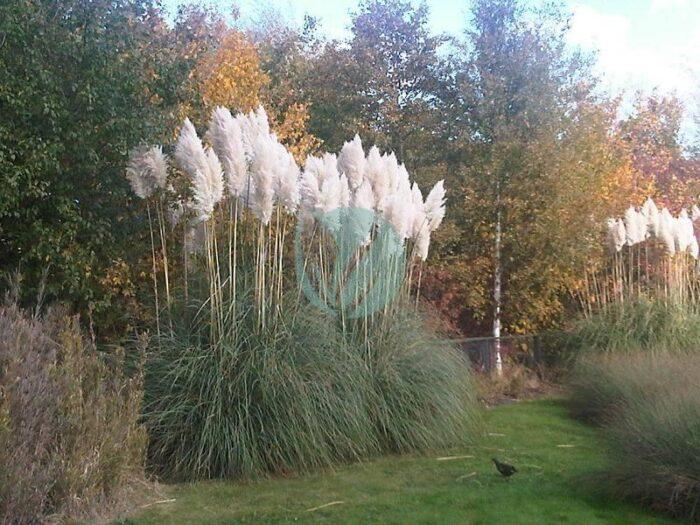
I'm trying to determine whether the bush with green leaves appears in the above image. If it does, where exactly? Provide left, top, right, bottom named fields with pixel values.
left=0, top=1, right=213, bottom=338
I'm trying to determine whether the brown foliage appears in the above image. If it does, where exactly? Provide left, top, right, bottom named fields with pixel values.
left=0, top=302, right=147, bottom=524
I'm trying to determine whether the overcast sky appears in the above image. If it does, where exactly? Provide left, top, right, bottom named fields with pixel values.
left=163, top=0, right=700, bottom=143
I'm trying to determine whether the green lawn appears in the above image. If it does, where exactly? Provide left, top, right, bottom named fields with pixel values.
left=120, top=399, right=675, bottom=524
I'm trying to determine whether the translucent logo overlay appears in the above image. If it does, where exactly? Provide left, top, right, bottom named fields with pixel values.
left=295, top=207, right=406, bottom=319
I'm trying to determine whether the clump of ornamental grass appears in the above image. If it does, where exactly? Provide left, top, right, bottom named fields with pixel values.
left=565, top=297, right=700, bottom=356
left=603, top=361, right=700, bottom=522
left=143, top=291, right=379, bottom=480
left=570, top=351, right=700, bottom=521
left=568, top=350, right=687, bottom=423
left=355, top=306, right=481, bottom=453
left=144, top=291, right=481, bottom=480
left=0, top=300, right=147, bottom=524
left=128, top=104, right=472, bottom=481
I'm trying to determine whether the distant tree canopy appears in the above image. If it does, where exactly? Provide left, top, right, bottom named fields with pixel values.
left=617, top=94, right=700, bottom=210
left=0, top=0, right=696, bottom=338
left=302, top=0, right=451, bottom=166
left=294, top=0, right=648, bottom=333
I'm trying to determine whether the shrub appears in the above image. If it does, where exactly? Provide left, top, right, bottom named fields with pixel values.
left=144, top=297, right=480, bottom=480
left=0, top=303, right=147, bottom=524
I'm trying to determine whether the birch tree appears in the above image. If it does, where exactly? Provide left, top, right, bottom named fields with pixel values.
left=441, top=0, right=628, bottom=352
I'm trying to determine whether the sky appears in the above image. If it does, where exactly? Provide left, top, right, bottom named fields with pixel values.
left=163, top=0, right=700, bottom=142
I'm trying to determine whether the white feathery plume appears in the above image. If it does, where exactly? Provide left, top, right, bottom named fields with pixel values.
left=612, top=219, right=626, bottom=252
left=321, top=153, right=340, bottom=183
left=337, top=134, right=366, bottom=190
left=249, top=134, right=276, bottom=225
left=364, top=146, right=383, bottom=183
left=339, top=174, right=351, bottom=208
left=424, top=180, right=446, bottom=232
left=415, top=229, right=431, bottom=261
left=318, top=173, right=342, bottom=214
left=382, top=152, right=399, bottom=193
left=304, top=155, right=326, bottom=185
left=641, top=197, right=660, bottom=237
left=672, top=216, right=684, bottom=253
left=299, top=162, right=321, bottom=215
left=676, top=209, right=694, bottom=253
left=410, top=182, right=428, bottom=240
left=365, top=146, right=391, bottom=210
left=126, top=145, right=168, bottom=199
left=198, top=148, right=224, bottom=219
left=351, top=179, right=375, bottom=211
left=175, top=119, right=224, bottom=220
left=253, top=106, right=270, bottom=135
left=690, top=237, right=699, bottom=259
left=300, top=154, right=344, bottom=214
left=235, top=112, right=257, bottom=159
left=274, top=144, right=301, bottom=213
left=659, top=208, right=676, bottom=255
left=692, top=205, right=700, bottom=222
left=624, top=207, right=642, bottom=246
left=236, top=107, right=271, bottom=162
left=383, top=193, right=413, bottom=240
left=175, top=119, right=209, bottom=180
left=636, top=208, right=650, bottom=241
left=206, top=107, right=248, bottom=198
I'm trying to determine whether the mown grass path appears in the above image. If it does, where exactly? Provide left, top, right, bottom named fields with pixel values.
left=122, top=399, right=675, bottom=524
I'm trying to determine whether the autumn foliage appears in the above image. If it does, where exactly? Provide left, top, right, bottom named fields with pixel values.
left=1, top=0, right=697, bottom=340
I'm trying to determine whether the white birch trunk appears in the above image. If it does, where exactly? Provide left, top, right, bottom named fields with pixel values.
left=493, top=180, right=503, bottom=377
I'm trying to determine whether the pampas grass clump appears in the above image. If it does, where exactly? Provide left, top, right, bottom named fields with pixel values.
left=603, top=360, right=700, bottom=521
left=144, top=298, right=377, bottom=480
left=144, top=294, right=480, bottom=480
left=568, top=297, right=700, bottom=520
left=566, top=298, right=700, bottom=357
left=126, top=104, right=473, bottom=482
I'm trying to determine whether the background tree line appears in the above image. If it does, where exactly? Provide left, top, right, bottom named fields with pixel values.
left=1, top=0, right=697, bottom=338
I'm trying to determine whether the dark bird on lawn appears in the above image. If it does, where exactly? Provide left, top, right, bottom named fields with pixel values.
left=492, top=458, right=517, bottom=478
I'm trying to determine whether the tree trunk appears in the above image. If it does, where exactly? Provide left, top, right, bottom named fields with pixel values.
left=493, top=180, right=503, bottom=377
